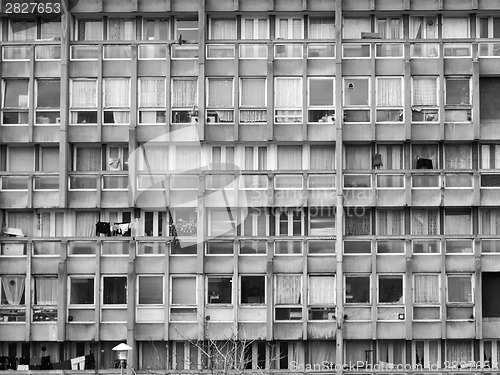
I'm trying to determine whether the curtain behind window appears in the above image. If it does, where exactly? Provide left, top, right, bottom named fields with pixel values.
left=411, top=209, right=439, bottom=235
left=377, top=145, right=403, bottom=169
left=140, top=79, right=165, bottom=108
left=71, top=80, right=97, bottom=108
left=345, top=145, right=371, bottom=169
left=75, top=148, right=100, bottom=171
left=78, top=20, right=103, bottom=40
left=481, top=209, right=500, bottom=235
left=278, top=146, right=302, bottom=170
left=345, top=210, right=371, bottom=235
left=412, top=78, right=438, bottom=106
left=208, top=79, right=233, bottom=107
left=377, top=209, right=404, bottom=235
left=7, top=211, right=33, bottom=237
left=9, top=20, right=36, bottom=41
left=172, top=79, right=197, bottom=108
left=445, top=145, right=471, bottom=169
left=343, top=18, right=370, bottom=39
left=108, top=19, right=134, bottom=40
left=414, top=275, right=439, bottom=303
left=35, top=277, right=57, bottom=305
left=176, top=146, right=200, bottom=171
left=307, top=341, right=335, bottom=366
left=310, top=146, right=335, bottom=170
left=243, top=18, right=268, bottom=39
left=1, top=276, right=25, bottom=305
left=345, top=340, right=372, bottom=364
left=377, top=78, right=402, bottom=107
left=210, top=19, right=236, bottom=39
left=446, top=340, right=472, bottom=362
left=309, top=19, right=335, bottom=39
left=75, top=211, right=99, bottom=237
left=309, top=276, right=335, bottom=305
left=275, top=78, right=302, bottom=109
left=276, top=275, right=301, bottom=304
left=104, top=79, right=130, bottom=108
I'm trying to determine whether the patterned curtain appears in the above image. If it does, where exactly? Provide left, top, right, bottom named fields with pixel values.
left=104, top=79, right=130, bottom=108
left=377, top=209, right=404, bottom=235
left=309, top=276, right=335, bottom=305
left=412, top=77, right=438, bottom=106
left=309, top=18, right=335, bottom=39
left=445, top=145, right=471, bottom=169
left=208, top=79, right=233, bottom=108
left=414, top=275, right=439, bottom=303
left=446, top=340, right=472, bottom=362
left=411, top=209, right=439, bottom=235
left=377, top=78, right=403, bottom=107
left=140, top=79, right=165, bottom=108
left=275, top=78, right=302, bottom=108
left=210, top=19, right=236, bottom=39
left=71, top=80, right=97, bottom=108
left=172, top=79, right=197, bottom=108
left=275, top=275, right=301, bottom=304
left=108, top=19, right=134, bottom=40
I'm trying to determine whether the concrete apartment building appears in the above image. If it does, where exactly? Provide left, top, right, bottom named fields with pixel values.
left=0, top=0, right=500, bottom=372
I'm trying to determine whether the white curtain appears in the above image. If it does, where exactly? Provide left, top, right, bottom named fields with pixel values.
left=481, top=145, right=500, bottom=169
left=1, top=276, right=25, bottom=305
left=210, top=19, right=236, bottom=39
left=172, top=79, right=197, bottom=108
left=35, top=278, right=58, bottom=305
left=345, top=340, right=372, bottom=365
left=345, top=145, right=371, bottom=169
left=309, top=18, right=335, bottom=39
left=481, top=209, right=500, bottom=235
left=411, top=17, right=437, bottom=39
left=412, top=77, right=438, bottom=106
left=275, top=78, right=302, bottom=108
left=7, top=211, right=33, bottom=237
left=78, top=20, right=103, bottom=40
left=378, top=341, right=404, bottom=365
left=445, top=145, right=471, bottom=169
left=310, top=146, right=335, bottom=170
left=343, top=18, right=371, bottom=39
left=377, top=145, right=403, bottom=169
left=276, top=275, right=301, bottom=304
left=76, top=147, right=101, bottom=171
left=108, top=19, right=134, bottom=40
left=278, top=146, right=302, bottom=170
left=411, top=209, right=439, bottom=235
left=345, top=210, right=371, bottom=235
left=377, top=209, right=404, bottom=235
left=446, top=340, right=472, bottom=362
left=75, top=211, right=99, bottom=237
left=309, top=276, right=335, bottom=305
left=414, top=275, right=439, bottom=303
left=377, top=78, right=402, bottom=107
left=104, top=79, right=130, bottom=108
left=140, top=79, right=165, bottom=108
left=377, top=18, right=401, bottom=39
left=277, top=18, right=302, bottom=39
left=442, top=18, right=469, bottom=38
left=307, top=341, right=335, bottom=366
left=9, top=20, right=37, bottom=41
left=71, top=80, right=97, bottom=108
left=176, top=146, right=200, bottom=171
left=208, top=79, right=233, bottom=107
left=243, top=18, right=268, bottom=39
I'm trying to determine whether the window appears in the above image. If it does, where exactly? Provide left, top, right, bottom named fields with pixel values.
left=242, top=208, right=268, bottom=236
left=445, top=209, right=471, bottom=235
left=480, top=78, right=500, bottom=120
left=138, top=275, right=163, bottom=305
left=310, top=146, right=335, bottom=170
left=240, top=276, right=265, bottom=304
left=35, top=79, right=60, bottom=125
left=447, top=275, right=473, bottom=303
left=37, top=211, right=64, bottom=238
left=209, top=18, right=236, bottom=39
left=376, top=77, right=403, bottom=123
left=108, top=19, right=134, bottom=40
left=143, top=18, right=169, bottom=40
left=139, top=78, right=166, bottom=125
left=376, top=144, right=403, bottom=170
left=171, top=209, right=197, bottom=237
left=175, top=146, right=200, bottom=171
left=103, top=78, right=130, bottom=124
left=171, top=78, right=198, bottom=124
left=173, top=19, right=198, bottom=59
left=70, top=79, right=98, bottom=124
left=308, top=276, right=335, bottom=320
left=69, top=277, right=94, bottom=305
left=444, top=144, right=471, bottom=169
left=480, top=145, right=500, bottom=169
left=33, top=276, right=57, bottom=321
left=308, top=78, right=335, bottom=124
left=376, top=17, right=402, bottom=39
left=344, top=145, right=371, bottom=170
left=209, top=209, right=237, bottom=237
left=414, top=274, right=440, bottom=304
left=275, top=78, right=302, bottom=124
left=446, top=340, right=472, bottom=363
left=412, top=77, right=439, bottom=122
left=344, top=78, right=370, bottom=123
left=275, top=275, right=302, bottom=320
left=345, top=340, right=372, bottom=367
left=244, top=146, right=267, bottom=170
left=276, top=17, right=303, bottom=39
left=207, top=78, right=234, bottom=124
left=102, top=276, right=127, bottom=305
left=377, top=340, right=405, bottom=365
left=276, top=209, right=303, bottom=236
left=445, top=78, right=470, bottom=106
left=345, top=275, right=370, bottom=304
left=73, top=147, right=101, bottom=172
left=410, top=16, right=437, bottom=39
left=241, top=18, right=268, bottom=39
left=277, top=145, right=302, bottom=170
left=378, top=275, right=403, bottom=304
left=479, top=16, right=500, bottom=38
left=414, top=340, right=440, bottom=369
left=240, top=78, right=266, bottom=124
left=377, top=209, right=404, bottom=235
left=345, top=208, right=371, bottom=235
left=211, top=146, right=234, bottom=170
left=2, top=79, right=29, bottom=125
left=481, top=208, right=500, bottom=235
left=411, top=209, right=439, bottom=235
left=482, top=273, right=500, bottom=317
left=412, top=144, right=438, bottom=169
left=143, top=211, right=166, bottom=237
left=442, top=17, right=470, bottom=39
left=309, top=18, right=335, bottom=39
left=207, top=276, right=232, bottom=304
left=7, top=19, right=36, bottom=41
left=0, top=276, right=26, bottom=321
left=171, top=276, right=196, bottom=305
left=343, top=17, right=370, bottom=39
left=7, top=147, right=34, bottom=172
left=106, top=145, right=128, bottom=172
left=309, top=208, right=335, bottom=236
left=76, top=19, right=103, bottom=40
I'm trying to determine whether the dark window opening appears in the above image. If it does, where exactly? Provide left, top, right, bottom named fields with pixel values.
left=483, top=272, right=500, bottom=317
left=241, top=276, right=265, bottom=304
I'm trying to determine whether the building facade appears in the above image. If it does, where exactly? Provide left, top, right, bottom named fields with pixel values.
left=1, top=0, right=500, bottom=372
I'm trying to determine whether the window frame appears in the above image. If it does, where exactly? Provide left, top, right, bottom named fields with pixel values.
left=275, top=17, right=304, bottom=39
left=446, top=274, right=474, bottom=304
left=101, top=275, right=127, bottom=306
left=344, top=274, right=371, bottom=305
left=68, top=275, right=95, bottom=306
left=206, top=275, right=233, bottom=305
left=377, top=274, right=404, bottom=305
left=241, top=17, right=269, bottom=40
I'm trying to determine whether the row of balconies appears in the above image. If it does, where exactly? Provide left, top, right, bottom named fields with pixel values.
left=1, top=170, right=499, bottom=208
